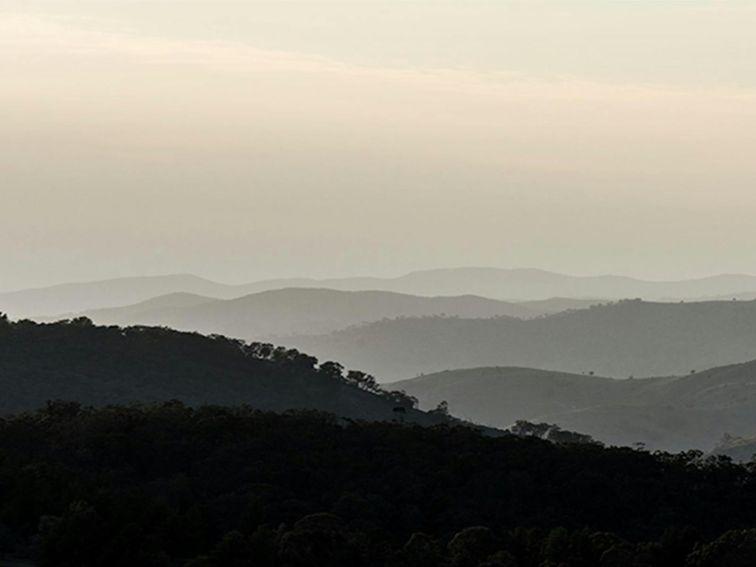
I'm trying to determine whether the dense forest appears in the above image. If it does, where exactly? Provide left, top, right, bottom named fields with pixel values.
left=0, top=404, right=755, bottom=566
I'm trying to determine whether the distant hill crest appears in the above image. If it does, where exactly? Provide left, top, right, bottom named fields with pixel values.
left=289, top=298, right=756, bottom=381
left=393, top=359, right=756, bottom=452
left=5, top=267, right=756, bottom=318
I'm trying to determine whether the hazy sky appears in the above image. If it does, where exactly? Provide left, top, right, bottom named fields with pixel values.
left=3, top=1, right=756, bottom=290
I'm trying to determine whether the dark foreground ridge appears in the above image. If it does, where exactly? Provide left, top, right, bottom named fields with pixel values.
left=0, top=404, right=755, bottom=566
left=0, top=315, right=433, bottom=424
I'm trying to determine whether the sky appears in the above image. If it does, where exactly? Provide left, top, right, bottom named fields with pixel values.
left=2, top=1, right=756, bottom=291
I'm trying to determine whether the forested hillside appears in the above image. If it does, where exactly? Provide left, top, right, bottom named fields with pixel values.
left=0, top=315, right=429, bottom=424
left=291, top=299, right=756, bottom=380
left=0, top=404, right=754, bottom=566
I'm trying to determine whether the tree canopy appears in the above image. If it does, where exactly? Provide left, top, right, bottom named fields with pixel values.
left=0, top=403, right=754, bottom=566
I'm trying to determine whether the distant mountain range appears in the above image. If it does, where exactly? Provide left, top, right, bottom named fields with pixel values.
left=79, top=289, right=536, bottom=339
left=393, top=360, right=756, bottom=451
left=289, top=299, right=756, bottom=381
left=0, top=274, right=232, bottom=319
left=4, top=268, right=756, bottom=318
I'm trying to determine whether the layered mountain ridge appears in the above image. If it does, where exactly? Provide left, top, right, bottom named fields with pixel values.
left=6, top=267, right=756, bottom=318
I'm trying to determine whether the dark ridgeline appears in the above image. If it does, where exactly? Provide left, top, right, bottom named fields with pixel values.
left=290, top=299, right=756, bottom=381
left=0, top=314, right=425, bottom=423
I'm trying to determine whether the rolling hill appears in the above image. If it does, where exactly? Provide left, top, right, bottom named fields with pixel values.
left=0, top=274, right=233, bottom=319
left=6, top=267, right=756, bottom=318
left=288, top=299, right=756, bottom=381
left=392, top=360, right=756, bottom=451
left=0, top=316, right=446, bottom=425
left=80, top=288, right=535, bottom=339
left=241, top=268, right=756, bottom=302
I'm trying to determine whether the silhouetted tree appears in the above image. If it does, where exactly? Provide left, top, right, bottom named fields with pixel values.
left=431, top=400, right=450, bottom=416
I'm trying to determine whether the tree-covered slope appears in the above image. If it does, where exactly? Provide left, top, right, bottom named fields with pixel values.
left=0, top=315, right=430, bottom=424
left=290, top=299, right=756, bottom=381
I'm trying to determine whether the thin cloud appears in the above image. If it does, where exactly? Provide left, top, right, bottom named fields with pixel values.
left=4, top=13, right=756, bottom=105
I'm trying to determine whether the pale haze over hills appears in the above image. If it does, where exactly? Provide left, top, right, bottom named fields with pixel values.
left=6, top=0, right=756, bottom=562
left=5, top=268, right=756, bottom=319
left=81, top=288, right=536, bottom=340
left=2, top=0, right=756, bottom=467
left=3, top=2, right=756, bottom=289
